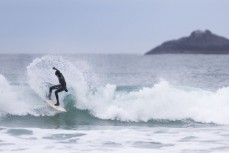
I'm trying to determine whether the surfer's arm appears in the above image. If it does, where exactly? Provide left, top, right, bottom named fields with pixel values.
left=53, top=67, right=59, bottom=71
left=53, top=67, right=62, bottom=74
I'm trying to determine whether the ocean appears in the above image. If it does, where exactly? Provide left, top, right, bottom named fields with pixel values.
left=1, top=54, right=229, bottom=153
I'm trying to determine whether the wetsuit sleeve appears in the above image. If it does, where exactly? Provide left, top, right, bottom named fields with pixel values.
left=53, top=67, right=60, bottom=72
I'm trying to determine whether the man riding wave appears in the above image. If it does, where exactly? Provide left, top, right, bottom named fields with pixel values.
left=48, top=67, right=68, bottom=106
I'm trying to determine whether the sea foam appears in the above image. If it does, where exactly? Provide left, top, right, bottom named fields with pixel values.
left=0, top=55, right=228, bottom=125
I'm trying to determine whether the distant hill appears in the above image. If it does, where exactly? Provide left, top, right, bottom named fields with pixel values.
left=145, top=30, right=229, bottom=55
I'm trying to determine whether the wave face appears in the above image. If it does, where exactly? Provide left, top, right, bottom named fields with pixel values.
left=0, top=55, right=229, bottom=126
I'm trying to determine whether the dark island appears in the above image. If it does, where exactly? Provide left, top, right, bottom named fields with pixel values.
left=145, top=30, right=229, bottom=55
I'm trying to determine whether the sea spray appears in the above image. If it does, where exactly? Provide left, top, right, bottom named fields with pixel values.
left=3, top=54, right=229, bottom=153
left=0, top=55, right=228, bottom=125
left=0, top=74, right=44, bottom=116
left=86, top=81, right=229, bottom=124
left=26, top=55, right=91, bottom=109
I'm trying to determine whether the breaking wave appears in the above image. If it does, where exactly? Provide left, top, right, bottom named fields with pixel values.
left=1, top=55, right=229, bottom=125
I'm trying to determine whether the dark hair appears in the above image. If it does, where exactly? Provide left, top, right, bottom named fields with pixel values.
left=55, top=70, right=61, bottom=76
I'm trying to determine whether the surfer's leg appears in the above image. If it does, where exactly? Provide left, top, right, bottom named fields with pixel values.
left=49, top=85, right=60, bottom=99
left=54, top=88, right=64, bottom=106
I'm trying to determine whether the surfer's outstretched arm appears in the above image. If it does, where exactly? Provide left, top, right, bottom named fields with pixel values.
left=53, top=67, right=62, bottom=75
left=53, top=67, right=59, bottom=71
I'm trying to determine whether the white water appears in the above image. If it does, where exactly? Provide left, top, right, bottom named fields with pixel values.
left=0, top=75, right=40, bottom=116
left=2, top=54, right=229, bottom=153
left=1, top=126, right=229, bottom=153
left=0, top=55, right=229, bottom=124
left=0, top=55, right=228, bottom=124
left=25, top=56, right=229, bottom=124
left=85, top=80, right=229, bottom=124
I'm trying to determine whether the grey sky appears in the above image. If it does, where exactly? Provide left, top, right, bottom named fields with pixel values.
left=0, top=0, right=228, bottom=54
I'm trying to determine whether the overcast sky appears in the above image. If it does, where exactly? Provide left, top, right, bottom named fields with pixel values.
left=0, top=0, right=228, bottom=54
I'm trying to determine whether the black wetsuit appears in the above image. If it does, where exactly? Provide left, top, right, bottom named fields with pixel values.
left=49, top=70, right=68, bottom=105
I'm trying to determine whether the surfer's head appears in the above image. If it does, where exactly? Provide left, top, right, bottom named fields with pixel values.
left=55, top=70, right=61, bottom=77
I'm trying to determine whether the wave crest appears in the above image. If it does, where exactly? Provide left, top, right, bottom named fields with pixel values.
left=1, top=55, right=229, bottom=125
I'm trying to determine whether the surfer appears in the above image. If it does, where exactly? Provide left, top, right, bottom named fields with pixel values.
left=48, top=67, right=68, bottom=106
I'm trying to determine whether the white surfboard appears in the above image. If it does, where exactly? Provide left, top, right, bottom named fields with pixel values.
left=44, top=99, right=66, bottom=112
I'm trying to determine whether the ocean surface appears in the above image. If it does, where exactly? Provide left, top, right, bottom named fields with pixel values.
left=1, top=54, right=229, bottom=153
